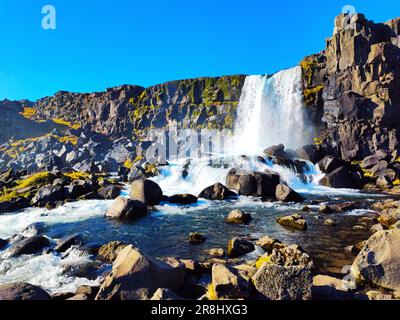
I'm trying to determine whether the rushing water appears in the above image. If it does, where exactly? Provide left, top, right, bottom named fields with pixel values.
left=0, top=67, right=384, bottom=294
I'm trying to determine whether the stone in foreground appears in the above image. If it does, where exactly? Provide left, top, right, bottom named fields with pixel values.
left=225, top=209, right=252, bottom=224
left=0, top=282, right=51, bottom=300
left=275, top=184, right=304, bottom=203
left=106, top=196, right=147, bottom=220
left=253, top=264, right=312, bottom=300
left=227, top=238, right=255, bottom=258
left=129, top=179, right=163, bottom=206
left=210, top=263, right=249, bottom=299
left=351, top=229, right=400, bottom=291
left=198, top=182, right=237, bottom=200
left=277, top=214, right=307, bottom=231
left=96, top=245, right=185, bottom=300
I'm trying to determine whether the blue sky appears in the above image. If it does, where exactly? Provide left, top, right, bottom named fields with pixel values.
left=0, top=0, right=399, bottom=101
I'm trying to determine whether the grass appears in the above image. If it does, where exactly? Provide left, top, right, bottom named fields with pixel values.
left=19, top=107, right=36, bottom=119
left=64, top=172, right=91, bottom=180
left=52, top=118, right=81, bottom=130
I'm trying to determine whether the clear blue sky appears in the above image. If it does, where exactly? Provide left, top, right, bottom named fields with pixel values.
left=0, top=0, right=399, bottom=101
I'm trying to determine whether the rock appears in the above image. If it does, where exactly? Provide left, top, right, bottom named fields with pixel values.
left=353, top=225, right=367, bottom=231
left=366, top=290, right=393, bottom=300
left=198, top=183, right=237, bottom=200
left=370, top=223, right=384, bottom=233
left=167, top=194, right=198, bottom=205
left=253, top=264, right=312, bottom=300
left=275, top=184, right=304, bottom=203
left=269, top=244, right=313, bottom=268
left=227, top=238, right=255, bottom=258
left=318, top=156, right=348, bottom=174
left=351, top=229, right=400, bottom=291
left=179, top=259, right=202, bottom=277
left=319, top=204, right=335, bottom=214
left=324, top=219, right=336, bottom=226
left=0, top=282, right=51, bottom=300
left=312, top=275, right=353, bottom=300
left=392, top=221, right=400, bottom=229
left=98, top=241, right=128, bottom=262
left=129, top=179, right=163, bottom=206
left=55, top=234, right=82, bottom=252
left=225, top=209, right=252, bottom=224
left=226, top=168, right=280, bottom=198
left=209, top=264, right=249, bottom=299
left=98, top=185, right=121, bottom=200
left=188, top=232, right=206, bottom=244
left=208, top=248, right=225, bottom=258
left=277, top=214, right=307, bottom=231
left=319, top=166, right=363, bottom=189
left=67, top=293, right=89, bottom=300
left=75, top=285, right=100, bottom=300
left=0, top=238, right=7, bottom=250
left=361, top=150, right=388, bottom=169
left=150, top=288, right=183, bottom=300
left=9, top=236, right=50, bottom=257
left=378, top=208, right=400, bottom=228
left=256, top=236, right=280, bottom=252
left=95, top=245, right=185, bottom=300
left=106, top=197, right=147, bottom=220
left=263, top=144, right=287, bottom=157
left=31, top=185, right=65, bottom=207
left=296, top=145, right=324, bottom=164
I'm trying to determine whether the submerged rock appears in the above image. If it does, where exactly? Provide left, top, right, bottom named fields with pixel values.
left=106, top=197, right=147, bottom=220
left=129, top=179, right=163, bottom=206
left=0, top=282, right=51, bottom=300
left=351, top=229, right=400, bottom=291
left=95, top=245, right=185, bottom=300
left=225, top=209, right=252, bottom=224
left=198, top=182, right=237, bottom=200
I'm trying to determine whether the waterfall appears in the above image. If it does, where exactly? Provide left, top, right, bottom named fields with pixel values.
left=233, top=66, right=313, bottom=154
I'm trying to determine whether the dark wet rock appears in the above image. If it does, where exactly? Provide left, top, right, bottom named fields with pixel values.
left=31, top=185, right=65, bottom=207
left=55, top=234, right=82, bottom=252
left=167, top=194, right=198, bottom=205
left=264, top=144, right=287, bottom=157
left=275, top=184, right=304, bottom=203
left=277, top=214, right=307, bottom=231
left=129, top=179, right=163, bottom=206
left=225, top=209, right=252, bottom=224
left=150, top=288, right=183, bottom=300
left=95, top=245, right=186, bottom=300
left=198, top=182, right=237, bottom=200
left=106, top=197, right=147, bottom=220
left=253, top=264, right=312, bottom=300
left=360, top=150, right=388, bottom=169
left=179, top=259, right=202, bottom=277
left=98, top=185, right=121, bottom=200
left=312, top=275, right=353, bottom=300
left=209, top=263, right=250, bottom=299
left=188, top=232, right=206, bottom=244
left=98, top=241, right=128, bottom=262
left=319, top=166, right=364, bottom=189
left=226, top=168, right=280, bottom=198
left=318, top=156, right=348, bottom=174
left=9, top=236, right=50, bottom=257
left=0, top=238, right=8, bottom=250
left=0, top=282, right=51, bottom=300
left=227, top=238, right=255, bottom=258
left=296, top=145, right=325, bottom=164
left=351, top=229, right=400, bottom=291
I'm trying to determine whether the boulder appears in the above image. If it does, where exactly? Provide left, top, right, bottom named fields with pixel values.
left=269, top=244, right=313, bottom=268
left=296, top=145, right=324, bottom=164
left=312, top=275, right=353, bottom=300
left=226, top=168, right=280, bottom=198
left=9, top=236, right=50, bottom=257
left=129, top=179, right=163, bottom=206
left=319, top=166, right=363, bottom=189
left=263, top=144, right=286, bottom=157
left=198, top=183, right=237, bottom=200
left=95, top=245, right=186, bottom=300
left=106, top=197, right=147, bottom=220
left=98, top=185, right=121, bottom=200
left=98, top=241, right=128, bottom=262
left=208, top=248, right=225, bottom=258
left=360, top=150, right=388, bottom=169
left=0, top=282, right=51, bottom=300
left=318, top=156, right=348, bottom=174
left=167, top=194, right=198, bottom=205
left=225, top=209, right=252, bottom=224
left=55, top=234, right=82, bottom=252
left=253, top=264, right=312, bottom=300
left=75, top=285, right=100, bottom=300
left=31, top=185, right=65, bottom=207
left=351, top=229, right=400, bottom=291
left=150, top=288, right=183, bottom=300
left=256, top=236, right=280, bottom=252
left=378, top=208, right=400, bottom=228
left=275, top=184, right=304, bottom=203
left=277, top=214, right=307, bottom=231
left=227, top=238, right=255, bottom=258
left=210, top=264, right=249, bottom=299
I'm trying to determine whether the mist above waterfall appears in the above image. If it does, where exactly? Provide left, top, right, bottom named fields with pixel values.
left=233, top=66, right=314, bottom=155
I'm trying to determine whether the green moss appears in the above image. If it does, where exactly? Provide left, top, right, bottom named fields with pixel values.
left=207, top=283, right=218, bottom=300
left=304, top=85, right=324, bottom=106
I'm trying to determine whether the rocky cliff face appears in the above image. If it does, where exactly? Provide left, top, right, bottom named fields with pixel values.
left=302, top=14, right=400, bottom=161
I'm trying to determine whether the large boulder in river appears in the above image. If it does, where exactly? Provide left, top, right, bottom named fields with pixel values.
left=31, top=185, right=65, bottom=207
left=319, top=166, right=364, bottom=189
left=9, top=236, right=50, bottom=257
left=95, top=245, right=186, bottom=300
left=226, top=168, right=280, bottom=198
left=277, top=214, right=307, bottom=231
left=275, top=184, right=304, bottom=203
left=253, top=264, right=312, bottom=300
left=227, top=238, right=255, bottom=258
left=351, top=229, right=400, bottom=291
left=0, top=282, right=51, bottom=300
left=129, top=179, right=163, bottom=206
left=106, top=197, right=147, bottom=220
left=226, top=209, right=252, bottom=224
left=198, top=182, right=237, bottom=200
left=167, top=194, right=197, bottom=205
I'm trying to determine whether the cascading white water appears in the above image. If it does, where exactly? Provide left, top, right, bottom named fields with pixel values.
left=233, top=66, right=313, bottom=154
